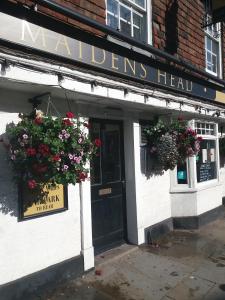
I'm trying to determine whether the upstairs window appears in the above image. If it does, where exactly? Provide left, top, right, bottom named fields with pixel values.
left=204, top=0, right=221, bottom=77
left=106, top=0, right=147, bottom=42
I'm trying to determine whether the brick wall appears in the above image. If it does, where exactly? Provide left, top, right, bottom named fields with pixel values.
left=7, top=0, right=106, bottom=36
left=152, top=0, right=225, bottom=78
left=4, top=0, right=225, bottom=78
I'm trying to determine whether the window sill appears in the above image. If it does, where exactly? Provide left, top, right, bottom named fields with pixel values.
left=170, top=180, right=222, bottom=194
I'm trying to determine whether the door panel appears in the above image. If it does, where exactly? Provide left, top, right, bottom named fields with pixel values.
left=90, top=119, right=126, bottom=253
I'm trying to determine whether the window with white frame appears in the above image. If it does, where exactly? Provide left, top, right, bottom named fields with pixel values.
left=106, top=0, right=148, bottom=42
left=204, top=0, right=221, bottom=76
left=174, top=121, right=218, bottom=188
left=195, top=122, right=218, bottom=183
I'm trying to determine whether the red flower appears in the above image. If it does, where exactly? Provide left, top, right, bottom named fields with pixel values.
left=197, top=136, right=203, bottom=141
left=34, top=117, right=43, bottom=125
left=38, top=144, right=50, bottom=156
left=94, top=138, right=102, bottom=147
left=52, top=154, right=61, bottom=162
left=63, top=119, right=73, bottom=126
left=178, top=116, right=184, bottom=121
left=27, top=179, right=37, bottom=189
left=78, top=172, right=88, bottom=182
left=26, top=148, right=37, bottom=157
left=66, top=112, right=74, bottom=118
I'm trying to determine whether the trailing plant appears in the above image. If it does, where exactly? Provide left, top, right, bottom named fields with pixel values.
left=144, top=117, right=202, bottom=171
left=6, top=111, right=101, bottom=189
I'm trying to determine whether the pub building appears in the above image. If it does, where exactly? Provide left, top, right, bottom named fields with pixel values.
left=1, top=0, right=225, bottom=298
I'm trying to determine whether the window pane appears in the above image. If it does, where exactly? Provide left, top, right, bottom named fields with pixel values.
left=177, top=162, right=188, bottom=184
left=102, top=124, right=121, bottom=182
left=196, top=139, right=217, bottom=182
left=133, top=12, right=146, bottom=41
left=206, top=36, right=211, bottom=51
left=129, top=0, right=146, bottom=8
left=107, top=0, right=118, bottom=14
left=120, top=5, right=131, bottom=22
left=107, top=13, right=118, bottom=29
left=206, top=51, right=212, bottom=70
left=90, top=123, right=101, bottom=185
left=120, top=5, right=131, bottom=35
left=212, top=40, right=219, bottom=55
left=212, top=54, right=217, bottom=73
left=134, top=0, right=145, bottom=8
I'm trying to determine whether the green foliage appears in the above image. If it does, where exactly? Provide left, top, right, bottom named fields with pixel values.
left=143, top=118, right=202, bottom=171
left=6, top=112, right=100, bottom=189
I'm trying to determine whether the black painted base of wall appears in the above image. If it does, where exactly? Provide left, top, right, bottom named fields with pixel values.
left=222, top=197, right=225, bottom=206
left=144, top=218, right=173, bottom=244
left=144, top=205, right=225, bottom=243
left=173, top=205, right=225, bottom=230
left=0, top=255, right=84, bottom=300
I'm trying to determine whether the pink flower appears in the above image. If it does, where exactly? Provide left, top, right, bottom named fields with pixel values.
left=62, top=165, right=69, bottom=171
left=73, top=156, right=82, bottom=164
left=64, top=133, right=70, bottom=139
left=68, top=154, right=74, bottom=160
left=22, top=134, right=28, bottom=140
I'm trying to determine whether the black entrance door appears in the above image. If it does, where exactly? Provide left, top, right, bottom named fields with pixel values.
left=90, top=119, right=126, bottom=253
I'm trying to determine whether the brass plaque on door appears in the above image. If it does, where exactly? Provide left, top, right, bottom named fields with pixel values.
left=99, top=188, right=112, bottom=196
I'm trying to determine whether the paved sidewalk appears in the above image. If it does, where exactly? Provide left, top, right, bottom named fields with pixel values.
left=31, top=217, right=225, bottom=300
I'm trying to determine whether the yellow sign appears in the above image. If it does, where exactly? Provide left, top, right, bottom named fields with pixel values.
left=215, top=91, right=225, bottom=104
left=21, top=184, right=67, bottom=219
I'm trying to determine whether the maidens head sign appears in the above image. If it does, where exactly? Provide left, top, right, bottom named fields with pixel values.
left=0, top=12, right=224, bottom=102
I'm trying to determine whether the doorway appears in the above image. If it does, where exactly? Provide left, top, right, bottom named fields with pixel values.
left=90, top=119, right=127, bottom=254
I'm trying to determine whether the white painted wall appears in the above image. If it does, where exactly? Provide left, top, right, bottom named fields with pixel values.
left=0, top=91, right=82, bottom=285
left=171, top=192, right=198, bottom=216
left=197, top=184, right=222, bottom=215
left=127, top=121, right=171, bottom=245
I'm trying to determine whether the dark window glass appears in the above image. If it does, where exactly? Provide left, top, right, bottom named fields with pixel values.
left=177, top=162, right=188, bottom=184
left=196, top=139, right=217, bottom=182
left=90, top=123, right=101, bottom=185
left=103, top=124, right=121, bottom=182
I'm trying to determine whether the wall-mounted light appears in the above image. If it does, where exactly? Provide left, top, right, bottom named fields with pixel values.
left=144, top=95, right=148, bottom=103
left=1, top=60, right=10, bottom=76
left=124, top=88, right=129, bottom=97
left=57, top=74, right=64, bottom=85
left=166, top=99, right=170, bottom=106
left=91, top=80, right=97, bottom=92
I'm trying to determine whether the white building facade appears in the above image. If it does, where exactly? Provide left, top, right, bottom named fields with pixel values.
left=0, top=3, right=225, bottom=299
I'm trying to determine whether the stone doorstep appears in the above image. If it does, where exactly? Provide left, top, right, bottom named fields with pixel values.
left=94, top=243, right=139, bottom=268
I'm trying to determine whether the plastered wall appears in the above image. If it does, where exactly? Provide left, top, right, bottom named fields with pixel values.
left=0, top=89, right=82, bottom=285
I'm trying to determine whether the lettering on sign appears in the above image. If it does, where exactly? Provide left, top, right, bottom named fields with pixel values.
left=0, top=12, right=219, bottom=101
left=19, top=184, right=68, bottom=220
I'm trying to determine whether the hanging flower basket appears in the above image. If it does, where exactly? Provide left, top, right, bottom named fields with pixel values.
left=5, top=111, right=101, bottom=190
left=144, top=118, right=202, bottom=171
